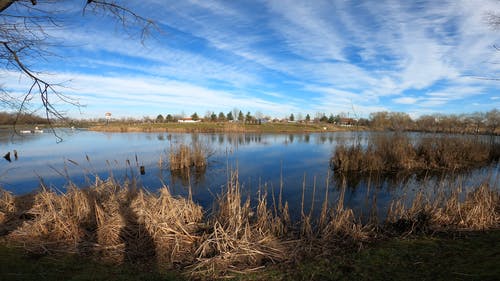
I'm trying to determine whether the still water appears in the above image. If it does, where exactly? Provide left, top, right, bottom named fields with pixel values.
left=0, top=129, right=498, bottom=218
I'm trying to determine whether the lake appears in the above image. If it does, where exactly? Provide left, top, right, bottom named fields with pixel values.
left=0, top=129, right=498, bottom=219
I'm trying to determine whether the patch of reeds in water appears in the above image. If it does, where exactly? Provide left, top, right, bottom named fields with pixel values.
left=331, top=134, right=500, bottom=173
left=169, top=143, right=207, bottom=171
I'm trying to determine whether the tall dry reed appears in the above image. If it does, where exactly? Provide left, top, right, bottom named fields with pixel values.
left=169, top=143, right=207, bottom=171
left=386, top=182, right=500, bottom=234
left=189, top=171, right=288, bottom=278
left=4, top=178, right=204, bottom=266
left=1, top=168, right=499, bottom=279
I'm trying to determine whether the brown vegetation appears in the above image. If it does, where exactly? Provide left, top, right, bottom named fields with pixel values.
left=169, top=143, right=207, bottom=171
left=387, top=182, right=500, bottom=234
left=0, top=172, right=499, bottom=279
left=369, top=109, right=500, bottom=135
left=0, top=112, right=49, bottom=126
left=331, top=134, right=500, bottom=173
left=0, top=179, right=203, bottom=267
left=189, top=172, right=289, bottom=278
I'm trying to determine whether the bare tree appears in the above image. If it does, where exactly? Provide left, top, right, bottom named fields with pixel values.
left=0, top=0, right=156, bottom=137
left=485, top=109, right=500, bottom=135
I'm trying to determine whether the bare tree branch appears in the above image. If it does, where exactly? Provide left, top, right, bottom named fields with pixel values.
left=83, top=0, right=158, bottom=43
left=0, top=0, right=158, bottom=138
left=0, top=0, right=16, bottom=13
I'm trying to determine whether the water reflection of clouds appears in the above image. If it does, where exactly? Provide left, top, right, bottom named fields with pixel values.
left=1, top=130, right=497, bottom=220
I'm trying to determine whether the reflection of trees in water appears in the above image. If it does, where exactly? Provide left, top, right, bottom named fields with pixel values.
left=330, top=171, right=435, bottom=192
left=191, top=133, right=200, bottom=144
left=170, top=166, right=206, bottom=186
left=223, top=133, right=264, bottom=147
left=318, top=134, right=327, bottom=144
left=329, top=168, right=484, bottom=195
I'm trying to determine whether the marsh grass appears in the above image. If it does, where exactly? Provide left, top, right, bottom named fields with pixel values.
left=169, top=143, right=208, bottom=171
left=331, top=133, right=500, bottom=173
left=386, top=181, right=500, bottom=235
left=0, top=169, right=499, bottom=279
left=1, top=178, right=204, bottom=268
left=0, top=189, right=14, bottom=224
left=189, top=171, right=289, bottom=278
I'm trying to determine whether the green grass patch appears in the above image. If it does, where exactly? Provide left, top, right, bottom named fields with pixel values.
left=240, top=230, right=500, bottom=281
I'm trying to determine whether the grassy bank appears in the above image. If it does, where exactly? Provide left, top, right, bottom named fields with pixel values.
left=1, top=230, right=499, bottom=280
left=254, top=230, right=500, bottom=281
left=87, top=122, right=362, bottom=133
left=0, top=171, right=498, bottom=279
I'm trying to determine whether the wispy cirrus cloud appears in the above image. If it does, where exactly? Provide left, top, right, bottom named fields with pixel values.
left=3, top=0, right=499, bottom=118
left=3, top=70, right=300, bottom=118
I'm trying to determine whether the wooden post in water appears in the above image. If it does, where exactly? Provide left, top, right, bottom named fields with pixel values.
left=13, top=150, right=18, bottom=160
left=140, top=165, right=146, bottom=175
left=3, top=152, right=11, bottom=162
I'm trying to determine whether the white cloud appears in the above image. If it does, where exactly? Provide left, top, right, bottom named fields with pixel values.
left=3, top=70, right=299, bottom=118
left=265, top=0, right=346, bottom=61
left=3, top=0, right=499, bottom=117
left=393, top=97, right=420, bottom=105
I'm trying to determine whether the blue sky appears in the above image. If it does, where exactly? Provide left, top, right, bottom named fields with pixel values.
left=3, top=0, right=500, bottom=119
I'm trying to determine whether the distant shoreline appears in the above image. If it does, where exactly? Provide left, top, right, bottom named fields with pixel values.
left=87, top=122, right=365, bottom=133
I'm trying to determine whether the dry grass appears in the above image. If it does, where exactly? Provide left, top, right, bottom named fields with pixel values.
left=169, top=143, right=207, bottom=171
left=318, top=186, right=371, bottom=243
left=189, top=171, right=289, bottom=279
left=0, top=188, right=15, bottom=224
left=130, top=187, right=203, bottom=266
left=332, top=134, right=500, bottom=173
left=386, top=182, right=500, bottom=234
left=3, top=178, right=204, bottom=267
left=0, top=169, right=499, bottom=279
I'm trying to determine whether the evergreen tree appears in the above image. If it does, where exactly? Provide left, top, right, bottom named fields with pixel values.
left=305, top=114, right=311, bottom=122
left=218, top=112, right=226, bottom=121
left=289, top=113, right=295, bottom=121
left=246, top=111, right=252, bottom=123
left=227, top=111, right=234, bottom=121
left=210, top=112, right=217, bottom=121
left=166, top=114, right=173, bottom=122
left=238, top=111, right=244, bottom=122
left=328, top=114, right=335, bottom=123
left=191, top=112, right=199, bottom=120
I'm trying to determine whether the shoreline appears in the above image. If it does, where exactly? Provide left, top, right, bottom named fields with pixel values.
left=0, top=176, right=498, bottom=279
left=87, top=122, right=365, bottom=133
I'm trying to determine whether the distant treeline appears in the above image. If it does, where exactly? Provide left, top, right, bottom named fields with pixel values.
left=367, top=110, right=499, bottom=135
left=0, top=112, right=49, bottom=125
left=78, top=109, right=500, bottom=135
